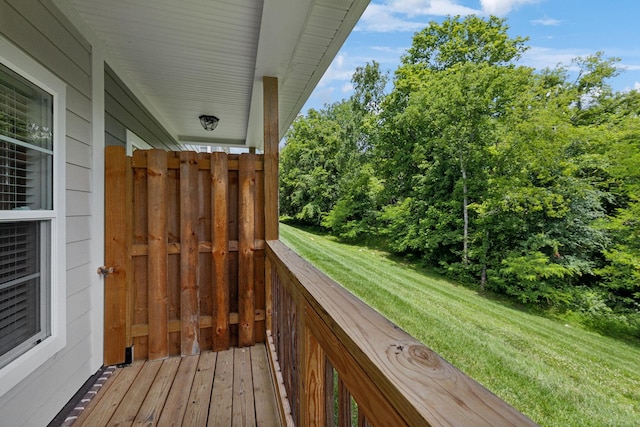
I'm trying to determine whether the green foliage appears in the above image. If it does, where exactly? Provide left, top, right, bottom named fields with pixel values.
left=322, top=164, right=384, bottom=240
left=499, top=251, right=576, bottom=305
left=279, top=109, right=343, bottom=225
left=280, top=61, right=388, bottom=228
left=279, top=15, right=640, bottom=315
left=281, top=223, right=640, bottom=426
left=403, top=15, right=529, bottom=70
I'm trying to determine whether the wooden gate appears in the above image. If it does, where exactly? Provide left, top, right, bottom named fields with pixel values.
left=103, top=146, right=266, bottom=366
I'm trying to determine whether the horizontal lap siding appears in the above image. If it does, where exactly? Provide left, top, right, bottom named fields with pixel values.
left=105, top=65, right=180, bottom=151
left=0, top=1, right=96, bottom=426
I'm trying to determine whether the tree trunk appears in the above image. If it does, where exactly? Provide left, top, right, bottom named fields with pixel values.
left=461, top=155, right=469, bottom=265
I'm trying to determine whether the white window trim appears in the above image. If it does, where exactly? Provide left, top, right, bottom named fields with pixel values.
left=0, top=36, right=67, bottom=397
left=126, top=129, right=152, bottom=156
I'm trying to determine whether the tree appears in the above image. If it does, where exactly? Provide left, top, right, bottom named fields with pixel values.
left=403, top=15, right=529, bottom=70
left=280, top=62, right=387, bottom=230
left=473, top=55, right=622, bottom=304
left=377, top=15, right=531, bottom=272
left=323, top=62, right=388, bottom=239
left=595, top=90, right=640, bottom=309
left=279, top=109, right=342, bottom=225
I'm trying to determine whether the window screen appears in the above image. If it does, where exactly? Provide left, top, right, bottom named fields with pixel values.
left=0, top=63, right=53, bottom=211
left=0, top=63, right=52, bottom=368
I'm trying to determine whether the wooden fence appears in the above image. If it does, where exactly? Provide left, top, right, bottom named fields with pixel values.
left=265, top=240, right=538, bottom=427
left=104, top=147, right=266, bottom=365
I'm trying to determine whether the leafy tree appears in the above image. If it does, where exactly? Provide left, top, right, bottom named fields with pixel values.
left=473, top=55, right=622, bottom=304
left=403, top=15, right=528, bottom=70
left=279, top=109, right=342, bottom=225
left=323, top=62, right=388, bottom=238
left=377, top=15, right=531, bottom=271
left=279, top=15, right=640, bottom=318
left=595, top=90, right=640, bottom=309
left=280, top=62, right=387, bottom=230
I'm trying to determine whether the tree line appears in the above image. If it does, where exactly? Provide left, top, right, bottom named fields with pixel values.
left=280, top=16, right=640, bottom=337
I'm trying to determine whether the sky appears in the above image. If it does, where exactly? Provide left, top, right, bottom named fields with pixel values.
left=303, top=0, right=640, bottom=113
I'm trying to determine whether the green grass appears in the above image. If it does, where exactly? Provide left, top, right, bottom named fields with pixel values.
left=280, top=223, right=640, bottom=427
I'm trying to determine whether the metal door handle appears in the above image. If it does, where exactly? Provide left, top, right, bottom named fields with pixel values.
left=97, top=266, right=115, bottom=277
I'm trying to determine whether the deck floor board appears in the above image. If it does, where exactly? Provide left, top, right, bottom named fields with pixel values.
left=74, top=344, right=280, bottom=426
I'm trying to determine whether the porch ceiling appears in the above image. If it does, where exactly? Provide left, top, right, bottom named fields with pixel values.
left=56, top=0, right=369, bottom=150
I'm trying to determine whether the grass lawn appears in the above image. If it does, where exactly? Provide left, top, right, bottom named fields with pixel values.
left=280, top=223, right=640, bottom=427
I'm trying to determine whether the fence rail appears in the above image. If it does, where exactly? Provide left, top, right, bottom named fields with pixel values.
left=266, top=240, right=538, bottom=426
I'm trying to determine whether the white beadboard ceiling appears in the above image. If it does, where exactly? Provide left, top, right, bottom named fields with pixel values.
left=55, top=0, right=370, bottom=150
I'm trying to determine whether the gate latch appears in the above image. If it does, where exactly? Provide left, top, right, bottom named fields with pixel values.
left=97, top=266, right=115, bottom=277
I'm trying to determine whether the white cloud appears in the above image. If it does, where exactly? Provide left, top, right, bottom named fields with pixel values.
left=479, top=0, right=540, bottom=17
left=371, top=45, right=410, bottom=55
left=635, top=82, right=640, bottom=90
left=356, top=1, right=480, bottom=33
left=386, top=0, right=480, bottom=17
left=531, top=17, right=562, bottom=26
left=341, top=82, right=354, bottom=93
left=356, top=4, right=426, bottom=33
left=520, top=46, right=588, bottom=70
left=317, top=54, right=354, bottom=87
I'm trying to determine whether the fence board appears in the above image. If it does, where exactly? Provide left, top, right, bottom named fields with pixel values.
left=255, top=168, right=266, bottom=343
left=167, top=152, right=181, bottom=355
left=197, top=152, right=213, bottom=351
left=147, top=149, right=169, bottom=360
left=181, top=151, right=200, bottom=356
left=132, top=149, right=149, bottom=360
left=212, top=152, right=230, bottom=351
left=238, top=153, right=256, bottom=347
left=104, top=146, right=128, bottom=365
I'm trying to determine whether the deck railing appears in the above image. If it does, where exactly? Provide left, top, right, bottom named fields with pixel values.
left=265, top=240, right=538, bottom=426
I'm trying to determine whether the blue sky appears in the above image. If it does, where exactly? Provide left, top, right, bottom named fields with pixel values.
left=303, top=0, right=640, bottom=112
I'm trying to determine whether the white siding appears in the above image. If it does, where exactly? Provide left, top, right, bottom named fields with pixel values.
left=104, top=64, right=180, bottom=150
left=0, top=0, right=100, bottom=425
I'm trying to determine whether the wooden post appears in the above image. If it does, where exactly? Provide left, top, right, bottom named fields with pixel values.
left=211, top=152, right=230, bottom=351
left=104, top=146, right=127, bottom=365
left=238, top=153, right=256, bottom=347
left=263, top=76, right=279, bottom=340
left=147, top=149, right=169, bottom=360
left=180, top=151, right=200, bottom=356
left=263, top=76, right=279, bottom=241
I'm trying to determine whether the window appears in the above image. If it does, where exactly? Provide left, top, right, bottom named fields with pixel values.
left=0, top=63, right=53, bottom=369
left=0, top=36, right=65, bottom=395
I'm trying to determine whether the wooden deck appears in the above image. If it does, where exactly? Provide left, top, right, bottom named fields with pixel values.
left=72, top=343, right=281, bottom=426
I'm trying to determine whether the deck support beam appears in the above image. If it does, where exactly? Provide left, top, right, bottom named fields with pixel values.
left=263, top=76, right=279, bottom=335
left=263, top=76, right=279, bottom=242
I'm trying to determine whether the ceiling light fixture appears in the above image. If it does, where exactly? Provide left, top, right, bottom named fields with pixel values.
left=199, top=115, right=219, bottom=131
